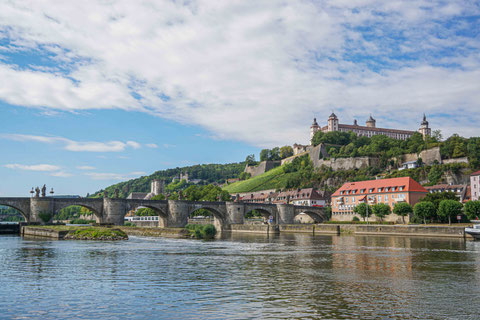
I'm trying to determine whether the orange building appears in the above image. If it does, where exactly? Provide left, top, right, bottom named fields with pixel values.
left=331, top=177, right=428, bottom=222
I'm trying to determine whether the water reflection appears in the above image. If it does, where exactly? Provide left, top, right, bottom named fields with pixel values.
left=1, top=234, right=480, bottom=319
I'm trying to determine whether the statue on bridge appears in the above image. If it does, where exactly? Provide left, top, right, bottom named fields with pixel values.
left=41, top=185, right=47, bottom=197
left=35, top=186, right=40, bottom=198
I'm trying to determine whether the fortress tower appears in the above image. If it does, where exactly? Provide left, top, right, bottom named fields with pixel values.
left=418, top=114, right=431, bottom=138
left=327, top=113, right=339, bottom=132
left=310, top=118, right=320, bottom=141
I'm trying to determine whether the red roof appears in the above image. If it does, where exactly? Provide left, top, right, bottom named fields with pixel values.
left=332, top=177, right=428, bottom=197
left=471, top=170, right=480, bottom=176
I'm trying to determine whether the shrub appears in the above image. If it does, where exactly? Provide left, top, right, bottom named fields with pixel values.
left=185, top=224, right=217, bottom=240
left=438, top=200, right=463, bottom=225
left=352, top=216, right=360, bottom=222
left=38, top=211, right=52, bottom=224
left=124, top=222, right=136, bottom=227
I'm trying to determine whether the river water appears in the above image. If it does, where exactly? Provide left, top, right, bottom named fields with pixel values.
left=1, top=233, right=480, bottom=319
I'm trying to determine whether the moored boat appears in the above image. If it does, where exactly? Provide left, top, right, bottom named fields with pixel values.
left=465, top=224, right=480, bottom=240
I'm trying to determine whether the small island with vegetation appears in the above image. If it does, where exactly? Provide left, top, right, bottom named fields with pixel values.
left=22, top=225, right=128, bottom=240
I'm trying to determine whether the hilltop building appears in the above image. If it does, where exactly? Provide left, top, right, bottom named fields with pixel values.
left=310, top=113, right=432, bottom=143
left=471, top=171, right=480, bottom=201
left=127, top=179, right=165, bottom=200
left=331, top=177, right=428, bottom=223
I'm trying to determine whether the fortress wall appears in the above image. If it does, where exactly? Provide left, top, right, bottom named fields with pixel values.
left=244, top=161, right=281, bottom=177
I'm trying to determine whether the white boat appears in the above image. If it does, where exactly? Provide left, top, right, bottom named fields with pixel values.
left=465, top=224, right=480, bottom=240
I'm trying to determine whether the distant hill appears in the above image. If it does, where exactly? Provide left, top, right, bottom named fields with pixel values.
left=92, top=162, right=246, bottom=198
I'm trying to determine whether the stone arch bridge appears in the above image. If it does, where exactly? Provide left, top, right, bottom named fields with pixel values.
left=0, top=197, right=326, bottom=230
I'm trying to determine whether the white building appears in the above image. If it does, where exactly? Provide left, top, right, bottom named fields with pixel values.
left=471, top=171, right=480, bottom=201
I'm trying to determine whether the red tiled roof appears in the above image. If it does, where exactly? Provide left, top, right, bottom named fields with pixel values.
left=471, top=170, right=480, bottom=176
left=332, top=177, right=427, bottom=197
left=338, top=124, right=415, bottom=134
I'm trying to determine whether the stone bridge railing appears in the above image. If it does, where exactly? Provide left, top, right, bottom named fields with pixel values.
left=0, top=197, right=326, bottom=230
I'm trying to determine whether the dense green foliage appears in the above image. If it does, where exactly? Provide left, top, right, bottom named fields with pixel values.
left=38, top=212, right=52, bottom=224
left=260, top=146, right=293, bottom=161
left=438, top=200, right=463, bottom=225
left=393, top=202, right=413, bottom=224
left=93, top=162, right=246, bottom=198
left=419, top=192, right=458, bottom=212
left=185, top=224, right=217, bottom=240
left=55, top=206, right=93, bottom=221
left=68, top=227, right=128, bottom=240
left=464, top=201, right=480, bottom=220
left=372, top=203, right=391, bottom=221
left=0, top=206, right=24, bottom=222
left=69, top=219, right=95, bottom=224
left=311, top=131, right=436, bottom=159
left=414, top=202, right=437, bottom=224
left=353, top=203, right=372, bottom=221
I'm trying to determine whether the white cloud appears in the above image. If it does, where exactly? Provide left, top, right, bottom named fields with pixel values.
left=146, top=143, right=159, bottom=148
left=85, top=171, right=146, bottom=181
left=50, top=171, right=72, bottom=178
left=4, top=163, right=61, bottom=171
left=0, top=1, right=479, bottom=146
left=76, top=165, right=95, bottom=170
left=1, top=134, right=142, bottom=152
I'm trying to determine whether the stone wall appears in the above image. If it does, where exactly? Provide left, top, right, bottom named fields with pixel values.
left=443, top=157, right=469, bottom=165
left=314, top=156, right=380, bottom=171
left=244, top=161, right=281, bottom=177
left=398, top=147, right=442, bottom=165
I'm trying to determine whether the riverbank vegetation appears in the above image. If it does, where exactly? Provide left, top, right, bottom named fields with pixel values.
left=185, top=224, right=216, bottom=240
left=32, top=225, right=128, bottom=240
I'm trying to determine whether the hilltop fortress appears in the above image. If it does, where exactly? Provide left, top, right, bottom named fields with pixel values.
left=311, top=113, right=431, bottom=141
left=293, top=113, right=432, bottom=155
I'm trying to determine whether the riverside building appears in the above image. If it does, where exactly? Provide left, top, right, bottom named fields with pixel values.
left=331, top=177, right=428, bottom=223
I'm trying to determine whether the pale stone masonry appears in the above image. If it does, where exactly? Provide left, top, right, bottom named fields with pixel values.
left=471, top=171, right=480, bottom=201
left=310, top=113, right=432, bottom=142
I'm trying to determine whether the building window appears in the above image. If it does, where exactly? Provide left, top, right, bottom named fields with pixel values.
left=378, top=196, right=382, bottom=202
left=385, top=194, right=388, bottom=201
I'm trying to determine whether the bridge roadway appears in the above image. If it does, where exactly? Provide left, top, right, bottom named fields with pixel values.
left=0, top=197, right=326, bottom=230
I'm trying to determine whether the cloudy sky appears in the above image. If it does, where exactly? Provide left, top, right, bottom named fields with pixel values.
left=1, top=0, right=479, bottom=196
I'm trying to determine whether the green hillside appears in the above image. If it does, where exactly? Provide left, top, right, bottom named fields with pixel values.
left=92, top=162, right=245, bottom=198
left=223, top=166, right=287, bottom=193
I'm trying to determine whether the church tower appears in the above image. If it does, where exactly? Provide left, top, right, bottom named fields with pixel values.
left=327, top=113, right=338, bottom=132
left=310, top=118, right=320, bottom=141
left=418, top=114, right=431, bottom=139
left=366, top=115, right=376, bottom=128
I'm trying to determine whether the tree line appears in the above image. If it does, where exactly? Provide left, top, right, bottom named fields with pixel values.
left=353, top=192, right=480, bottom=225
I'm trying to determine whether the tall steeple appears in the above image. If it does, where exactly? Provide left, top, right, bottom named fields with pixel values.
left=418, top=113, right=431, bottom=139
left=310, top=117, right=320, bottom=142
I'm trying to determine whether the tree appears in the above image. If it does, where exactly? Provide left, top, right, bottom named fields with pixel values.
left=464, top=201, right=480, bottom=220
left=438, top=200, right=463, bottom=225
left=393, top=202, right=413, bottom=224
left=414, top=202, right=436, bottom=224
left=245, top=154, right=256, bottom=165
left=280, top=146, right=294, bottom=159
left=372, top=203, right=391, bottom=222
left=260, top=149, right=270, bottom=161
left=353, top=203, right=371, bottom=222
left=270, top=147, right=281, bottom=161
left=420, top=191, right=458, bottom=213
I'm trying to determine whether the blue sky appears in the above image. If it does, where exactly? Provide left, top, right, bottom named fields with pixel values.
left=0, top=1, right=479, bottom=196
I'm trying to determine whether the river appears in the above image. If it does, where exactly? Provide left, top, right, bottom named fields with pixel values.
left=1, top=233, right=479, bottom=319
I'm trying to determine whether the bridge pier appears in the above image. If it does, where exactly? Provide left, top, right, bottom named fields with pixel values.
left=103, top=198, right=126, bottom=225
left=166, top=200, right=189, bottom=228
left=225, top=202, right=245, bottom=225
left=30, top=197, right=54, bottom=224
left=276, top=204, right=295, bottom=224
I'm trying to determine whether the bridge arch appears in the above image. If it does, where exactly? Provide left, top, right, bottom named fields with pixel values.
left=188, top=206, right=226, bottom=231
left=0, top=203, right=28, bottom=221
left=294, top=209, right=326, bottom=223
left=126, top=204, right=168, bottom=227
left=54, top=203, right=102, bottom=223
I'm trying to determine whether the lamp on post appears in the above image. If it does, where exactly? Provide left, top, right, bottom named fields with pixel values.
left=50, top=188, right=54, bottom=196
left=30, top=187, right=34, bottom=197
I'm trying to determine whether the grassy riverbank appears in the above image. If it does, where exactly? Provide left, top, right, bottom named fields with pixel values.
left=25, top=226, right=128, bottom=240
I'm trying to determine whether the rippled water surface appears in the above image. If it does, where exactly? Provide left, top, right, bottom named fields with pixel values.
left=1, top=233, right=480, bottom=319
